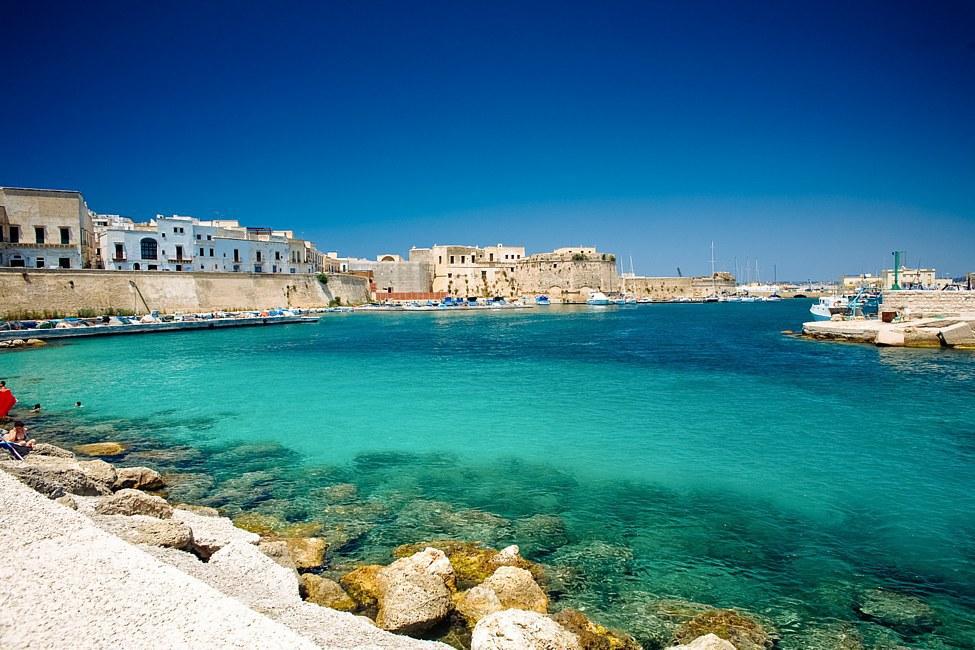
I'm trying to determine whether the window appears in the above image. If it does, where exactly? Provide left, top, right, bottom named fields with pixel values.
left=60, top=227, right=70, bottom=245
left=9, top=257, right=25, bottom=267
left=133, top=263, right=140, bottom=270
left=206, top=235, right=212, bottom=240
left=35, top=227, right=45, bottom=244
left=450, top=255, right=455, bottom=264
left=447, top=273, right=452, bottom=278
left=209, top=248, right=214, bottom=257
left=254, top=265, right=262, bottom=273
left=173, top=227, right=178, bottom=233
left=114, top=243, right=124, bottom=260
left=275, top=251, right=281, bottom=261
left=58, top=258, right=70, bottom=269
left=36, top=258, right=45, bottom=269
left=175, top=264, right=182, bottom=272
left=140, top=238, right=159, bottom=260
left=233, top=249, right=240, bottom=262
left=489, top=253, right=494, bottom=262
left=9, top=226, right=19, bottom=243
left=161, top=232, right=166, bottom=238
left=147, top=264, right=158, bottom=270
left=438, top=256, right=442, bottom=264
left=176, top=245, right=184, bottom=260
left=256, top=251, right=262, bottom=262
left=199, top=247, right=205, bottom=256
left=196, top=234, right=201, bottom=240
left=461, top=255, right=465, bottom=264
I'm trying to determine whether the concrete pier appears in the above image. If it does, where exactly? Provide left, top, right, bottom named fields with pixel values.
left=802, top=316, right=975, bottom=349
left=0, top=315, right=319, bottom=343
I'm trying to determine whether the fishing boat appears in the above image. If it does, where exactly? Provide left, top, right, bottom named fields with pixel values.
left=587, top=291, right=611, bottom=306
left=535, top=295, right=551, bottom=306
left=809, top=296, right=848, bottom=321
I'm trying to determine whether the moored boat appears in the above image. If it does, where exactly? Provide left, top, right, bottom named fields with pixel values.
left=587, top=291, right=611, bottom=306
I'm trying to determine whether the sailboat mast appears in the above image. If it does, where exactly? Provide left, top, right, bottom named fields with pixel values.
left=710, top=241, right=716, bottom=295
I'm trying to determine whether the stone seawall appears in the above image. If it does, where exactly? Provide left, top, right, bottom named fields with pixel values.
left=0, top=269, right=370, bottom=318
left=880, top=290, right=975, bottom=318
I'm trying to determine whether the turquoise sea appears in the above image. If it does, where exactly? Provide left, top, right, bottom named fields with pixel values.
left=3, top=301, right=974, bottom=648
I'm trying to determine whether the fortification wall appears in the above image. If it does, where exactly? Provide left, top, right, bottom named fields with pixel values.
left=513, top=259, right=619, bottom=303
left=372, top=262, right=433, bottom=294
left=880, top=290, right=975, bottom=317
left=0, top=269, right=369, bottom=318
left=624, top=276, right=736, bottom=300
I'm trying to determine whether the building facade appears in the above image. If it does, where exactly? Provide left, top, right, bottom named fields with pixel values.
left=94, top=215, right=321, bottom=274
left=0, top=187, right=96, bottom=269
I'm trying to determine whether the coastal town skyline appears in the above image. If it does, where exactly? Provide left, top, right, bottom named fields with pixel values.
left=3, top=1, right=973, bottom=278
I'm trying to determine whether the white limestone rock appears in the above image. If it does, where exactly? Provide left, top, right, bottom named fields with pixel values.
left=114, top=466, right=164, bottom=490
left=375, top=548, right=455, bottom=634
left=91, top=514, right=193, bottom=550
left=95, top=488, right=173, bottom=518
left=471, top=609, right=581, bottom=650
left=205, top=540, right=302, bottom=612
left=171, top=507, right=259, bottom=558
left=666, top=634, right=737, bottom=650
left=480, top=566, right=548, bottom=613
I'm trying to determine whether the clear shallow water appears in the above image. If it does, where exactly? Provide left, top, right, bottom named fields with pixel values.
left=3, top=302, right=974, bottom=648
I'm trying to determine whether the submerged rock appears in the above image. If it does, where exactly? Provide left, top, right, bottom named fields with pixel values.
left=390, top=499, right=513, bottom=549
left=614, top=595, right=715, bottom=647
left=299, top=573, right=357, bottom=611
left=318, top=482, right=359, bottom=504
left=665, top=634, right=736, bottom=650
left=513, top=514, right=571, bottom=556
left=94, top=488, right=173, bottom=518
left=550, top=609, right=641, bottom=650
left=75, top=442, right=126, bottom=457
left=471, top=610, right=580, bottom=650
left=673, top=609, right=775, bottom=650
left=113, top=466, right=164, bottom=491
left=855, top=588, right=937, bottom=633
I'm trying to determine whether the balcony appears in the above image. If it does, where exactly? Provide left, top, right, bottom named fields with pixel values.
left=112, top=256, right=127, bottom=262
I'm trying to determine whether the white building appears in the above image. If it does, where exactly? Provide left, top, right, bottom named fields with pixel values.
left=94, top=215, right=321, bottom=274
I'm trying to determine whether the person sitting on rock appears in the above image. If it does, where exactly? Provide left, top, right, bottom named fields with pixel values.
left=3, top=421, right=35, bottom=449
left=1, top=421, right=34, bottom=460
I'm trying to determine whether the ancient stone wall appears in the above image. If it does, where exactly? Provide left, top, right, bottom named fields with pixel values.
left=622, top=275, right=736, bottom=300
left=879, top=290, right=975, bottom=317
left=0, top=269, right=369, bottom=318
left=512, top=259, right=619, bottom=303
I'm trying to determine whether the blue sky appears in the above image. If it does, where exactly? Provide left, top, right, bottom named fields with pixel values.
left=2, top=1, right=973, bottom=279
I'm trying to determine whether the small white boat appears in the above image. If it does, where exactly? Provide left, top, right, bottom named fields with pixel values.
left=587, top=291, right=611, bottom=306
left=810, top=296, right=847, bottom=321
left=637, top=297, right=652, bottom=304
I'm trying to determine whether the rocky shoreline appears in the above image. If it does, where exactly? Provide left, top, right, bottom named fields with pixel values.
left=0, top=440, right=789, bottom=650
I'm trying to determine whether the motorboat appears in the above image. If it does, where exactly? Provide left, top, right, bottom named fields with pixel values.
left=535, top=295, right=551, bottom=306
left=587, top=291, right=611, bottom=306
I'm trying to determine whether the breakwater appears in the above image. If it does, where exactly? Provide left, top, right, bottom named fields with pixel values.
left=0, top=269, right=369, bottom=319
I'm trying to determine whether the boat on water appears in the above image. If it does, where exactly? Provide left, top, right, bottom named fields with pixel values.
left=587, top=291, right=611, bottom=306
left=535, top=295, right=551, bottom=306
left=809, top=289, right=881, bottom=321
left=636, top=297, right=652, bottom=304
left=810, top=296, right=847, bottom=320
left=764, top=293, right=783, bottom=302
